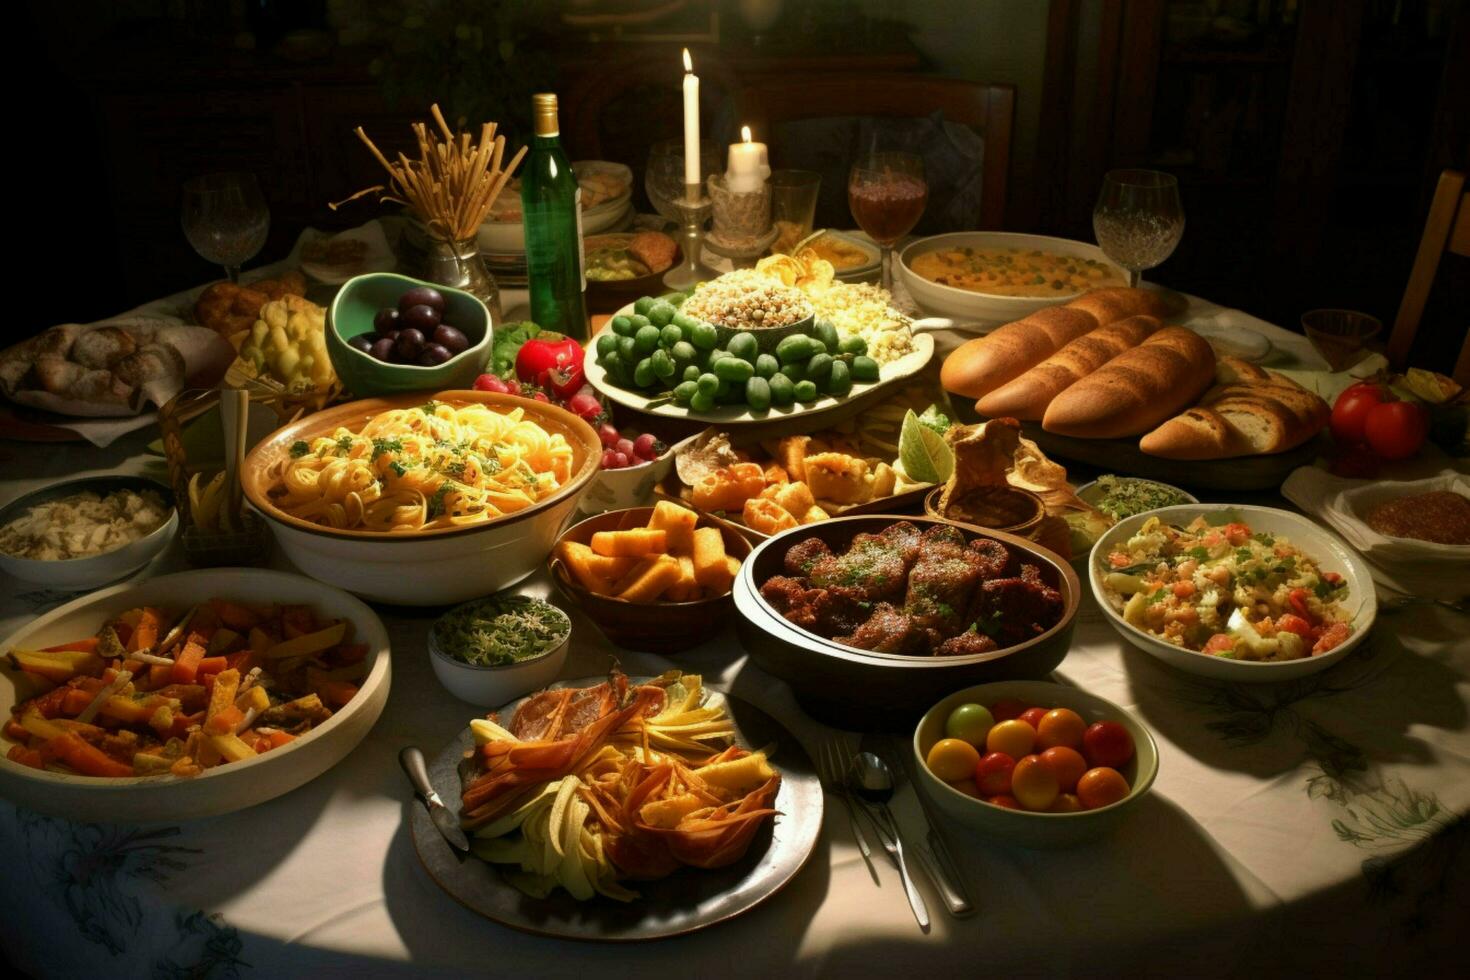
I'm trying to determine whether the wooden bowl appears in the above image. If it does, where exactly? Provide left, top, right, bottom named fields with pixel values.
left=548, top=507, right=753, bottom=653
left=924, top=485, right=1046, bottom=537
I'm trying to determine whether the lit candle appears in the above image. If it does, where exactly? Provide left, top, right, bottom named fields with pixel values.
left=682, top=48, right=700, bottom=191
left=725, top=125, right=770, bottom=194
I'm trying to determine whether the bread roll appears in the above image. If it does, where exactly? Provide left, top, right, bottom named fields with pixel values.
left=1066, top=287, right=1184, bottom=323
left=976, top=315, right=1162, bottom=419
left=1140, top=371, right=1330, bottom=459
left=1042, top=326, right=1216, bottom=438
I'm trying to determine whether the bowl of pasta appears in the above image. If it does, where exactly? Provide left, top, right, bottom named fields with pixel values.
left=242, top=390, right=601, bottom=605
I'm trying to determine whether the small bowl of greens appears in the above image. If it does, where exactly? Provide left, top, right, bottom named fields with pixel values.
left=1076, top=475, right=1198, bottom=522
left=427, top=593, right=572, bottom=705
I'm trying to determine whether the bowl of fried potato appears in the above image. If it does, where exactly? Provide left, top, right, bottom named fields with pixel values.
left=549, top=501, right=752, bottom=653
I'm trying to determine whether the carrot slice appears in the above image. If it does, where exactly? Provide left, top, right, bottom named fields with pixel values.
left=7, top=745, right=43, bottom=769
left=315, top=679, right=358, bottom=708
left=171, top=641, right=206, bottom=685
left=204, top=704, right=245, bottom=736
left=42, top=639, right=99, bottom=654
left=45, top=731, right=134, bottom=778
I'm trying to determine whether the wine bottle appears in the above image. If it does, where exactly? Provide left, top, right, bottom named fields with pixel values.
left=521, top=93, right=589, bottom=341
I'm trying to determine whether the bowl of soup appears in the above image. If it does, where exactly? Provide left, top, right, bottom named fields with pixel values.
left=899, top=232, right=1127, bottom=325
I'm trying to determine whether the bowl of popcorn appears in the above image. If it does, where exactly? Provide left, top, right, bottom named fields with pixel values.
left=679, top=270, right=815, bottom=352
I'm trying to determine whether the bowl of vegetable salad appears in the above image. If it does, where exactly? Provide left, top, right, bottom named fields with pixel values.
left=1090, top=505, right=1375, bottom=682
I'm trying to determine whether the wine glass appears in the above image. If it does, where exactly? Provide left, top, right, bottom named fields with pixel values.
left=182, top=172, right=270, bottom=282
left=847, top=152, right=927, bottom=292
left=1092, top=169, right=1184, bottom=287
left=645, top=139, right=719, bottom=221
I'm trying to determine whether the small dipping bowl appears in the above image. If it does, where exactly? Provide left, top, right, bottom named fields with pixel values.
left=1301, top=309, right=1381, bottom=371
left=427, top=595, right=571, bottom=706
left=925, top=485, right=1046, bottom=537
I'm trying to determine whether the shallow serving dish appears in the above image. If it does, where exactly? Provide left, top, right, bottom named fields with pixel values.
left=549, top=507, right=753, bottom=653
left=583, top=232, right=683, bottom=308
left=427, top=598, right=571, bottom=706
left=898, top=232, right=1127, bottom=326
left=476, top=161, right=634, bottom=254
left=924, top=484, right=1046, bottom=537
left=913, top=680, right=1158, bottom=848
left=0, top=475, right=178, bottom=590
left=1075, top=476, right=1199, bottom=518
left=327, top=273, right=492, bottom=397
left=734, top=514, right=1080, bottom=729
left=0, top=568, right=391, bottom=822
left=243, top=390, right=600, bottom=605
left=1089, top=504, right=1377, bottom=683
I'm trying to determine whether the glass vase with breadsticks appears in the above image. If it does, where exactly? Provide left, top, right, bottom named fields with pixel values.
left=332, top=103, right=526, bottom=250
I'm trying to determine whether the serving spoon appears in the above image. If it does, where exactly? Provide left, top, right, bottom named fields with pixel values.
left=909, top=316, right=993, bottom=336
left=850, top=751, right=931, bottom=932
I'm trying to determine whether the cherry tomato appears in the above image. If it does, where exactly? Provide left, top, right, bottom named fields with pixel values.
left=1276, top=613, right=1314, bottom=639
left=1363, top=400, right=1428, bottom=460
left=1082, top=721, right=1135, bottom=769
left=1011, top=754, right=1060, bottom=811
left=974, top=751, right=1015, bottom=796
left=926, top=738, right=981, bottom=783
left=633, top=433, right=662, bottom=461
left=1204, top=633, right=1236, bottom=655
left=615, top=438, right=636, bottom=459
left=565, top=391, right=603, bottom=421
left=1331, top=382, right=1386, bottom=446
left=1018, top=707, right=1048, bottom=730
left=1288, top=588, right=1315, bottom=622
left=1036, top=708, right=1087, bottom=750
left=1048, top=793, right=1082, bottom=813
left=1077, top=767, right=1130, bottom=809
left=597, top=423, right=621, bottom=448
left=1223, top=522, right=1251, bottom=546
left=986, top=719, right=1037, bottom=759
left=985, top=794, right=1021, bottom=810
left=472, top=373, right=509, bottom=393
left=1038, top=746, right=1088, bottom=793
left=944, top=703, right=995, bottom=747
left=989, top=698, right=1028, bottom=722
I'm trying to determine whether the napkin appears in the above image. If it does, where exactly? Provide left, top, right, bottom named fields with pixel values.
left=1281, top=464, right=1470, bottom=600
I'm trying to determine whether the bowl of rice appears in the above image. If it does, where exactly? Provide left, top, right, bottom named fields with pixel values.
left=0, top=476, right=178, bottom=589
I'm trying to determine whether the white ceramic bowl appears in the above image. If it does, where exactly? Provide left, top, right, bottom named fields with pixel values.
left=913, top=680, right=1158, bottom=848
left=1089, top=504, right=1377, bottom=682
left=0, top=476, right=179, bottom=590
left=243, top=391, right=601, bottom=606
left=898, top=232, right=1127, bottom=325
left=427, top=600, right=571, bottom=706
left=0, top=568, right=391, bottom=822
left=1074, top=477, right=1199, bottom=517
left=477, top=161, right=634, bottom=254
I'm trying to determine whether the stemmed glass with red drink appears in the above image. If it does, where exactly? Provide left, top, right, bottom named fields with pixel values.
left=848, top=152, right=927, bottom=292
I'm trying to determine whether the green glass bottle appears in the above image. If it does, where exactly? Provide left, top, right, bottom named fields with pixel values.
left=521, top=93, right=589, bottom=341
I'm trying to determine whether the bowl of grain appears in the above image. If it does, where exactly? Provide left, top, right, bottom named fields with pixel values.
left=679, top=270, right=815, bottom=351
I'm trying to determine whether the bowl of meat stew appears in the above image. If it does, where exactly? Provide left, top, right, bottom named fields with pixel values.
left=732, top=515, right=1080, bottom=730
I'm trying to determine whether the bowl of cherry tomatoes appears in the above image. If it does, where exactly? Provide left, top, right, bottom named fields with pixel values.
left=913, top=680, right=1158, bottom=848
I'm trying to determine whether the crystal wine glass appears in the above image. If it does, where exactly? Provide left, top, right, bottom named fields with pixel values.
left=182, top=172, right=270, bottom=283
left=1092, top=169, right=1184, bottom=287
left=645, top=138, right=719, bottom=221
left=848, top=152, right=927, bottom=292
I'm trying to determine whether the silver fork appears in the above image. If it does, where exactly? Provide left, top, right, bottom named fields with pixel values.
left=815, top=738, right=872, bottom=859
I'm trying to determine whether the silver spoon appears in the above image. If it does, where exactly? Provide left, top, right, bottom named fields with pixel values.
left=851, top=751, right=931, bottom=932
left=909, top=316, right=992, bottom=336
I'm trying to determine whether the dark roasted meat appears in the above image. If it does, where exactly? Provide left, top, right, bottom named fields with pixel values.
left=809, top=533, right=911, bottom=603
left=936, top=631, right=999, bottom=657
left=971, top=563, right=1065, bottom=647
left=968, top=538, right=1015, bottom=579
left=759, top=575, right=869, bottom=637
left=837, top=603, right=930, bottom=655
left=784, top=537, right=832, bottom=577
left=879, top=521, right=924, bottom=563
left=904, top=547, right=986, bottom=643
left=918, top=523, right=968, bottom=552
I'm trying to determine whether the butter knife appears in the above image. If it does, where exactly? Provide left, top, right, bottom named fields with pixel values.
left=399, top=746, right=469, bottom=854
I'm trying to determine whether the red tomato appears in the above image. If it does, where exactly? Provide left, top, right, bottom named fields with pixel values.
left=1331, top=382, right=1386, bottom=446
left=1223, top=522, right=1251, bottom=546
left=974, top=751, right=1016, bottom=796
left=1313, top=622, right=1353, bottom=655
left=1204, top=633, right=1236, bottom=655
left=1018, top=707, right=1048, bottom=730
left=514, top=333, right=585, bottom=394
left=1363, top=400, right=1428, bottom=460
left=1276, top=614, right=1314, bottom=639
left=1082, top=721, right=1135, bottom=769
left=1077, top=767, right=1131, bottom=809
left=1038, top=746, right=1088, bottom=793
left=985, top=794, right=1021, bottom=810
left=1036, top=708, right=1087, bottom=750
left=989, top=698, right=1028, bottom=722
left=1288, top=588, right=1315, bottom=623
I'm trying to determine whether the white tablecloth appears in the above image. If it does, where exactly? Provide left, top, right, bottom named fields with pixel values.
left=2, top=275, right=1467, bottom=979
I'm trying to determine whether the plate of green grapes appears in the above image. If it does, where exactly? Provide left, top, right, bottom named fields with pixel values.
left=584, top=290, right=934, bottom=425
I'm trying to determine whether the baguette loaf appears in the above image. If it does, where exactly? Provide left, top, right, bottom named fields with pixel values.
left=975, top=315, right=1162, bottom=419
left=1139, top=370, right=1329, bottom=459
left=1042, top=326, right=1216, bottom=438
left=940, top=286, right=1179, bottom=399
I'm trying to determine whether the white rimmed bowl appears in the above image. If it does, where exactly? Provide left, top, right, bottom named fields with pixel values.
left=0, top=476, right=178, bottom=590
left=1089, top=504, right=1377, bottom=682
left=0, top=568, right=391, bottom=822
left=242, top=390, right=600, bottom=605
left=898, top=232, right=1127, bottom=325
left=913, top=680, right=1158, bottom=848
left=427, top=598, right=571, bottom=706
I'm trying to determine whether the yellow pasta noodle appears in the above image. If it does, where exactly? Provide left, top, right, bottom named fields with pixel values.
left=266, top=401, right=576, bottom=532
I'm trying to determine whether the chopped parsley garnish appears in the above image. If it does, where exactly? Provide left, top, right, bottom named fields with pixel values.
left=421, top=400, right=440, bottom=414
left=426, top=481, right=456, bottom=519
left=335, top=435, right=355, bottom=455
left=1186, top=546, right=1210, bottom=562
left=1147, top=588, right=1170, bottom=605
left=481, top=457, right=502, bottom=475
left=974, top=610, right=1004, bottom=637
left=1314, top=579, right=1346, bottom=599
left=371, top=438, right=403, bottom=460
left=289, top=440, right=311, bottom=458
left=1252, top=532, right=1275, bottom=546
left=1235, top=547, right=1254, bottom=563
left=441, top=459, right=468, bottom=480
left=434, top=595, right=569, bottom=668
left=388, top=460, right=407, bottom=478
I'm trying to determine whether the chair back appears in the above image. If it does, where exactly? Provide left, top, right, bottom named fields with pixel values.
left=1389, top=169, right=1470, bottom=384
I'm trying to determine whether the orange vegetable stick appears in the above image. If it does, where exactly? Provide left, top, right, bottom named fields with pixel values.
left=61, top=689, right=93, bottom=716
left=211, top=600, right=262, bottom=631
left=316, top=679, right=358, bottom=708
left=147, top=664, right=172, bottom=689
left=171, top=641, right=206, bottom=685
left=3, top=720, right=28, bottom=741
left=42, top=639, right=99, bottom=654
left=205, top=704, right=245, bottom=736
left=196, top=656, right=228, bottom=676
left=7, top=745, right=43, bottom=769
left=129, top=608, right=162, bottom=653
left=46, top=731, right=134, bottom=778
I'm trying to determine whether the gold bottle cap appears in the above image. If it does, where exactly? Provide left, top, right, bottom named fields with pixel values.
left=533, top=93, right=559, bottom=137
